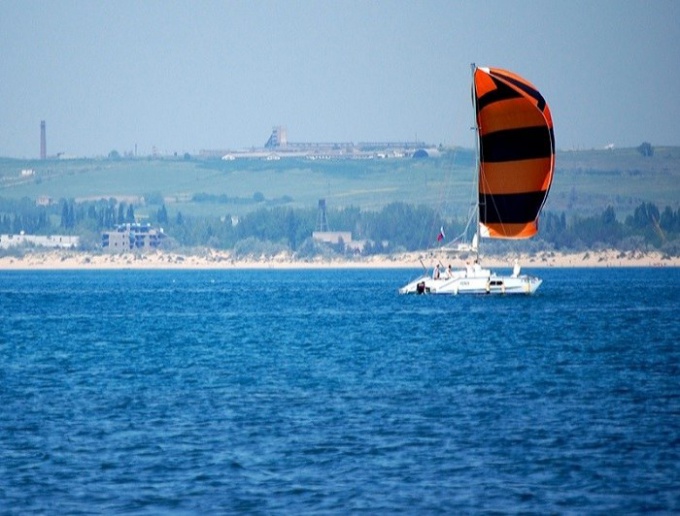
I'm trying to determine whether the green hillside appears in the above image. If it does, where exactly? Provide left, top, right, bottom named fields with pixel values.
left=1, top=146, right=678, bottom=222
left=548, top=146, right=680, bottom=217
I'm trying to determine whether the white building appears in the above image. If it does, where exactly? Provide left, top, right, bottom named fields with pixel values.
left=101, top=223, right=165, bottom=251
left=0, top=233, right=79, bottom=249
left=312, top=231, right=365, bottom=252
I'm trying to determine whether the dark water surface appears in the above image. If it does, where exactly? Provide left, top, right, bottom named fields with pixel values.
left=1, top=268, right=679, bottom=513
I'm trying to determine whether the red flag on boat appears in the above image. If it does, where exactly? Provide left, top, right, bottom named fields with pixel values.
left=437, top=227, right=445, bottom=242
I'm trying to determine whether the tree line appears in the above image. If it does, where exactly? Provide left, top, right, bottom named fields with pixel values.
left=0, top=196, right=679, bottom=257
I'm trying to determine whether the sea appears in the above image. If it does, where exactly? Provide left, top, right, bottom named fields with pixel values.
left=1, top=267, right=679, bottom=514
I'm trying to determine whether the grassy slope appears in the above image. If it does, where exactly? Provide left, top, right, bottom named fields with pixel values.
left=1, top=146, right=678, bottom=221
left=548, top=146, right=680, bottom=217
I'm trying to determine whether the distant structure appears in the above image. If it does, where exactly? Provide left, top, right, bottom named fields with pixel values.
left=265, top=126, right=288, bottom=148
left=101, top=223, right=165, bottom=251
left=0, top=232, right=79, bottom=250
left=316, top=199, right=329, bottom=232
left=312, top=198, right=365, bottom=252
left=200, top=126, right=431, bottom=160
left=40, top=120, right=46, bottom=160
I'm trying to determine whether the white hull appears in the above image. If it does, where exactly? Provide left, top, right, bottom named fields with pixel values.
left=399, top=266, right=541, bottom=295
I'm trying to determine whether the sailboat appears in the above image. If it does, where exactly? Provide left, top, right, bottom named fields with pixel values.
left=399, top=65, right=555, bottom=295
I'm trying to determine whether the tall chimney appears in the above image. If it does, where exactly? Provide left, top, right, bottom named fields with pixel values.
left=40, top=120, right=46, bottom=159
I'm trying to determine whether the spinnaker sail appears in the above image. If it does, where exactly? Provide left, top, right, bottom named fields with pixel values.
left=473, top=67, right=555, bottom=239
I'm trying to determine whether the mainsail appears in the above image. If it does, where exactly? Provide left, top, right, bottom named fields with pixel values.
left=473, top=67, right=555, bottom=239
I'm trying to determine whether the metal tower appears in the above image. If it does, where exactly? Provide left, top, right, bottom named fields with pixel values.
left=316, top=199, right=329, bottom=232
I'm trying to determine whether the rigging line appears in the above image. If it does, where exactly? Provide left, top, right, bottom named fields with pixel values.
left=405, top=152, right=439, bottom=251
left=420, top=148, right=456, bottom=251
left=434, top=147, right=473, bottom=250
left=479, top=168, right=511, bottom=237
left=435, top=147, right=458, bottom=240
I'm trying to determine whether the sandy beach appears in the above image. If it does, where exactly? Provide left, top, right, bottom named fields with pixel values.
left=0, top=249, right=678, bottom=270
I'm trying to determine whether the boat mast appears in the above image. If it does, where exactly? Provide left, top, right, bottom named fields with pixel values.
left=471, top=63, right=481, bottom=262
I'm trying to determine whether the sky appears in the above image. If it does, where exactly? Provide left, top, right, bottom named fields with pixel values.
left=1, top=0, right=679, bottom=158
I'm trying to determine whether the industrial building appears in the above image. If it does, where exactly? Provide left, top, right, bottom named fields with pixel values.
left=200, top=126, right=433, bottom=160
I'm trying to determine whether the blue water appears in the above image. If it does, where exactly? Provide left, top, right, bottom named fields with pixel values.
left=1, top=268, right=679, bottom=513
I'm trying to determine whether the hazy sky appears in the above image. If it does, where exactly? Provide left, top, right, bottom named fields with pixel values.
left=1, top=0, right=679, bottom=158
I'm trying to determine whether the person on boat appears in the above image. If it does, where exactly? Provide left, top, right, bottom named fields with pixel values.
left=433, top=264, right=440, bottom=280
left=473, top=259, right=482, bottom=275
left=446, top=264, right=453, bottom=278
left=512, top=259, right=521, bottom=278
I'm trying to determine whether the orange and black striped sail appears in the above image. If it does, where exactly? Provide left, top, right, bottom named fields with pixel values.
left=474, top=67, right=555, bottom=239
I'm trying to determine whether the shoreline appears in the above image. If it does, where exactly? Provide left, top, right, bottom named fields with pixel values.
left=0, top=249, right=678, bottom=270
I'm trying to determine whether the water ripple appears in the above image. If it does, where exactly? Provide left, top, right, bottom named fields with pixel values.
left=1, top=268, right=679, bottom=513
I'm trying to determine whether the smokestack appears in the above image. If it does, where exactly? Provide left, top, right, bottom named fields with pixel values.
left=40, top=120, right=46, bottom=159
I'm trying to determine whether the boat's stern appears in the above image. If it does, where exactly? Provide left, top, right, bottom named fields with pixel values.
left=398, top=275, right=433, bottom=295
